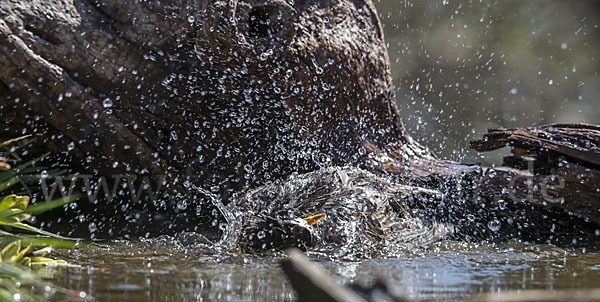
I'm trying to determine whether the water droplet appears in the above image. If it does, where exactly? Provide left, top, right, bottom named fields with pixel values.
left=487, top=219, right=501, bottom=232
left=67, top=142, right=75, bottom=151
left=88, top=222, right=97, bottom=233
left=497, top=199, right=507, bottom=210
left=40, top=170, right=48, bottom=179
left=311, top=58, right=324, bottom=74
left=102, top=98, right=113, bottom=108
left=259, top=49, right=273, bottom=61
left=257, top=230, right=266, bottom=239
left=188, top=15, right=195, bottom=23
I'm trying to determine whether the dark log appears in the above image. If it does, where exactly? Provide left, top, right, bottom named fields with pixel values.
left=1, top=0, right=599, bottom=242
left=281, top=248, right=367, bottom=302
left=470, top=123, right=600, bottom=167
left=0, top=0, right=429, bottom=201
left=470, top=124, right=600, bottom=228
left=281, top=248, right=406, bottom=302
left=0, top=0, right=440, bottom=236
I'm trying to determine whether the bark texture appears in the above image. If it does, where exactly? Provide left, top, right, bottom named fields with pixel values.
left=0, top=1, right=599, bottom=240
left=0, top=0, right=430, bottom=200
left=471, top=124, right=600, bottom=226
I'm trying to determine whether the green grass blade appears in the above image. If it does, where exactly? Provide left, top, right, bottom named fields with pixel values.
left=17, top=237, right=86, bottom=249
left=24, top=195, right=78, bottom=215
left=0, top=233, right=86, bottom=250
left=10, top=153, right=50, bottom=176
left=17, top=178, right=32, bottom=196
left=4, top=222, right=73, bottom=240
left=0, top=208, right=22, bottom=220
left=0, top=177, right=18, bottom=193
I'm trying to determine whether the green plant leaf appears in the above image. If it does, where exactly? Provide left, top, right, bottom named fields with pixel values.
left=13, top=195, right=29, bottom=210
left=0, top=195, right=29, bottom=211
left=15, top=244, right=31, bottom=263
left=20, top=256, right=31, bottom=266
left=0, top=261, right=69, bottom=301
left=0, top=153, right=49, bottom=185
left=5, top=222, right=72, bottom=240
left=0, top=195, right=31, bottom=224
left=0, top=240, right=20, bottom=264
left=29, top=256, right=71, bottom=267
left=3, top=236, right=85, bottom=249
left=13, top=153, right=49, bottom=172
left=24, top=195, right=78, bottom=216
left=0, top=229, right=15, bottom=238
left=0, top=177, right=18, bottom=194
left=0, top=212, right=31, bottom=224
left=0, top=208, right=24, bottom=220
left=0, top=195, right=19, bottom=212
left=17, top=177, right=32, bottom=197
left=19, top=237, right=86, bottom=249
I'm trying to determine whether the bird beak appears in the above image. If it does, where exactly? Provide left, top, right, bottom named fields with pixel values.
left=302, top=213, right=326, bottom=225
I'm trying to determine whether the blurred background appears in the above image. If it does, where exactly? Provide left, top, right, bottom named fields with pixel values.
left=374, top=0, right=600, bottom=165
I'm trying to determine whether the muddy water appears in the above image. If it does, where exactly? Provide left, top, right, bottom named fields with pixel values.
left=43, top=239, right=600, bottom=301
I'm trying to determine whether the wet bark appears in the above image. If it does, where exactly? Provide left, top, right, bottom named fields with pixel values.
left=0, top=0, right=599, bottom=239
left=470, top=124, right=600, bottom=228
left=0, top=0, right=428, bottom=199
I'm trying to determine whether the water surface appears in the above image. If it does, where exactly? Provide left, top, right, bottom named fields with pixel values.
left=45, top=239, right=600, bottom=301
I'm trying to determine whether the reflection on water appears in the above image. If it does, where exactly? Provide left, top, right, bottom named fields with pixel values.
left=45, top=240, right=600, bottom=301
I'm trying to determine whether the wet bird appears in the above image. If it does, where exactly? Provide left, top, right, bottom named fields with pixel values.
left=235, top=162, right=600, bottom=253
left=236, top=166, right=452, bottom=253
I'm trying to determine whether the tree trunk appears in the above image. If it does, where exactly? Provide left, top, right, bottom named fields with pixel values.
left=1, top=0, right=598, bottom=239
left=0, top=0, right=429, bottom=197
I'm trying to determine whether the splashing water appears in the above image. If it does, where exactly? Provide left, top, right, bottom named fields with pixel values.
left=164, top=165, right=464, bottom=260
